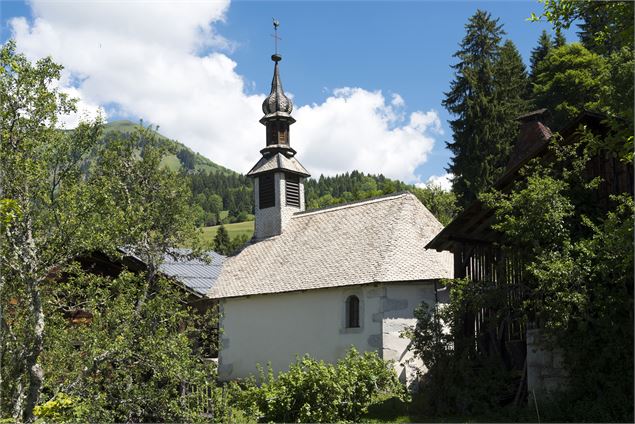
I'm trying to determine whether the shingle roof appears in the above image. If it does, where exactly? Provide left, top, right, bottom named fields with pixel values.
left=208, top=192, right=452, bottom=299
left=246, top=152, right=310, bottom=177
left=159, top=249, right=225, bottom=297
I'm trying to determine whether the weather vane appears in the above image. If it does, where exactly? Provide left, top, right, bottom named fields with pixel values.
left=272, top=18, right=281, bottom=55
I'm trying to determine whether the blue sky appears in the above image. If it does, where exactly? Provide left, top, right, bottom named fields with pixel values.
left=1, top=0, right=575, bottom=187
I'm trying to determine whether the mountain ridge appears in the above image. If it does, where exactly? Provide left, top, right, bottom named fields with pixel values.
left=103, top=120, right=235, bottom=175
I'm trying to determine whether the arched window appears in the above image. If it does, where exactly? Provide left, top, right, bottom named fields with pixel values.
left=346, top=295, right=360, bottom=328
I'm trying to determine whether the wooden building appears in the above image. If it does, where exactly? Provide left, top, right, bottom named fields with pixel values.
left=426, top=109, right=634, bottom=393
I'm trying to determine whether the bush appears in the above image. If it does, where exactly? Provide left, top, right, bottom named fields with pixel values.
left=404, top=301, right=516, bottom=416
left=228, top=348, right=406, bottom=423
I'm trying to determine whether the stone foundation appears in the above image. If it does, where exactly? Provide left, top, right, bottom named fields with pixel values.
left=526, top=328, right=568, bottom=395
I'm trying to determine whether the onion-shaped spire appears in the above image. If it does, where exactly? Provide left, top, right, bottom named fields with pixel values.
left=262, top=54, right=293, bottom=116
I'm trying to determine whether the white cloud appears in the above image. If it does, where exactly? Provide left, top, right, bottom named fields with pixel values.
left=416, top=173, right=454, bottom=191
left=57, top=86, right=106, bottom=129
left=390, top=93, right=405, bottom=107
left=9, top=0, right=441, bottom=183
left=294, top=88, right=438, bottom=182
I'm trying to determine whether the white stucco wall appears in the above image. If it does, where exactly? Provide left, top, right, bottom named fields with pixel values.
left=217, top=281, right=440, bottom=384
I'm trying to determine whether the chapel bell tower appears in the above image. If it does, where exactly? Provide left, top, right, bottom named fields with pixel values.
left=247, top=21, right=310, bottom=239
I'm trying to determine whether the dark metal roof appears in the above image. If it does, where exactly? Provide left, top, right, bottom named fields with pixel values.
left=160, top=249, right=225, bottom=297
left=118, top=247, right=226, bottom=297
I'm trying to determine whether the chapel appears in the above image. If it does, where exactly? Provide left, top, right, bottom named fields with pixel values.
left=207, top=50, right=453, bottom=384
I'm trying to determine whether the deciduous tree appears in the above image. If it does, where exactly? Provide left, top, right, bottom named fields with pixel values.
left=0, top=41, right=107, bottom=422
left=533, top=43, right=609, bottom=125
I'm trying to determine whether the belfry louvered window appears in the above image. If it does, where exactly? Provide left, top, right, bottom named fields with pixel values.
left=285, top=174, right=300, bottom=207
left=259, top=173, right=275, bottom=209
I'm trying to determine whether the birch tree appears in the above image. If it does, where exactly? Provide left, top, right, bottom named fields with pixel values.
left=0, top=41, right=109, bottom=422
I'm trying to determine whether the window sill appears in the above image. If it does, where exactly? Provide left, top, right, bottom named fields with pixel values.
left=340, top=326, right=363, bottom=334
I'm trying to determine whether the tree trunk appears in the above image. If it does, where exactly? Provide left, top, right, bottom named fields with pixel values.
left=23, top=277, right=44, bottom=423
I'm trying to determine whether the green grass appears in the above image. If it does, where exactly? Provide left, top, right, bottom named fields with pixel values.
left=159, top=154, right=182, bottom=172
left=200, top=221, right=255, bottom=245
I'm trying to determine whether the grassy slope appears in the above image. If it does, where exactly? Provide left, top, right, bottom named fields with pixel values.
left=103, top=120, right=234, bottom=175
left=200, top=221, right=255, bottom=245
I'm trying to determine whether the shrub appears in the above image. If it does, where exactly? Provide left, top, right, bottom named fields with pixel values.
left=228, top=348, right=406, bottom=423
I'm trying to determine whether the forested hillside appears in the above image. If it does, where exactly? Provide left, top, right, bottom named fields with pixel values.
left=102, top=120, right=232, bottom=175
left=102, top=122, right=457, bottom=228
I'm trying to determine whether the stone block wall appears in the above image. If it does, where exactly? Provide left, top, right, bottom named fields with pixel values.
left=526, top=328, right=568, bottom=395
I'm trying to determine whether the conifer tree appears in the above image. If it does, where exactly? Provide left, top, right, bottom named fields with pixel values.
left=492, top=39, right=530, bottom=164
left=554, top=30, right=567, bottom=47
left=213, top=225, right=231, bottom=255
left=530, top=30, right=553, bottom=82
left=443, top=10, right=518, bottom=208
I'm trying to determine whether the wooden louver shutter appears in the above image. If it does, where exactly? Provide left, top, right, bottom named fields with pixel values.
left=285, top=174, right=300, bottom=207
left=259, top=173, right=275, bottom=209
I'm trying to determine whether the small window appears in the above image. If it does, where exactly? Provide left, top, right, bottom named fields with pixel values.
left=346, top=295, right=360, bottom=328
left=259, top=173, right=275, bottom=209
left=285, top=174, right=300, bottom=207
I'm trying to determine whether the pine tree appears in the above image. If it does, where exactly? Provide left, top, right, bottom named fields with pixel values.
left=554, top=30, right=567, bottom=48
left=443, top=10, right=507, bottom=208
left=492, top=39, right=530, bottom=166
left=530, top=30, right=553, bottom=82
left=213, top=225, right=232, bottom=255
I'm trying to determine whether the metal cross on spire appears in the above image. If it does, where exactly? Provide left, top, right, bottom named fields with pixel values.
left=271, top=18, right=281, bottom=55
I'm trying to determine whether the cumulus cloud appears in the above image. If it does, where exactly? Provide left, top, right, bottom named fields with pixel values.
left=9, top=0, right=442, bottom=183
left=57, top=86, right=106, bottom=129
left=295, top=89, right=440, bottom=182
left=417, top=173, right=454, bottom=191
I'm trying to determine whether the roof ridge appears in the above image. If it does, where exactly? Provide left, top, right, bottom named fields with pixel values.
left=293, top=191, right=412, bottom=218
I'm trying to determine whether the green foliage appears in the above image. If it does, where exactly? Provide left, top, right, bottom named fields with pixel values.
left=531, top=0, right=634, bottom=56
left=304, top=171, right=409, bottom=209
left=305, top=171, right=457, bottom=225
left=32, top=393, right=88, bottom=424
left=444, top=10, right=530, bottom=209
left=101, top=120, right=231, bottom=175
left=213, top=224, right=232, bottom=255
left=480, top=137, right=634, bottom=421
left=1, top=43, right=211, bottom=422
left=404, top=299, right=517, bottom=416
left=409, top=125, right=633, bottom=420
left=529, top=30, right=554, bottom=82
left=410, top=186, right=457, bottom=226
left=533, top=43, right=609, bottom=124
left=493, top=39, right=531, bottom=161
left=177, top=148, right=196, bottom=171
left=226, top=348, right=406, bottom=423
left=0, top=40, right=109, bottom=422
left=189, top=170, right=254, bottom=225
left=37, top=270, right=213, bottom=423
left=200, top=220, right=254, bottom=246
left=531, top=0, right=633, bottom=165
left=553, top=30, right=566, bottom=47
